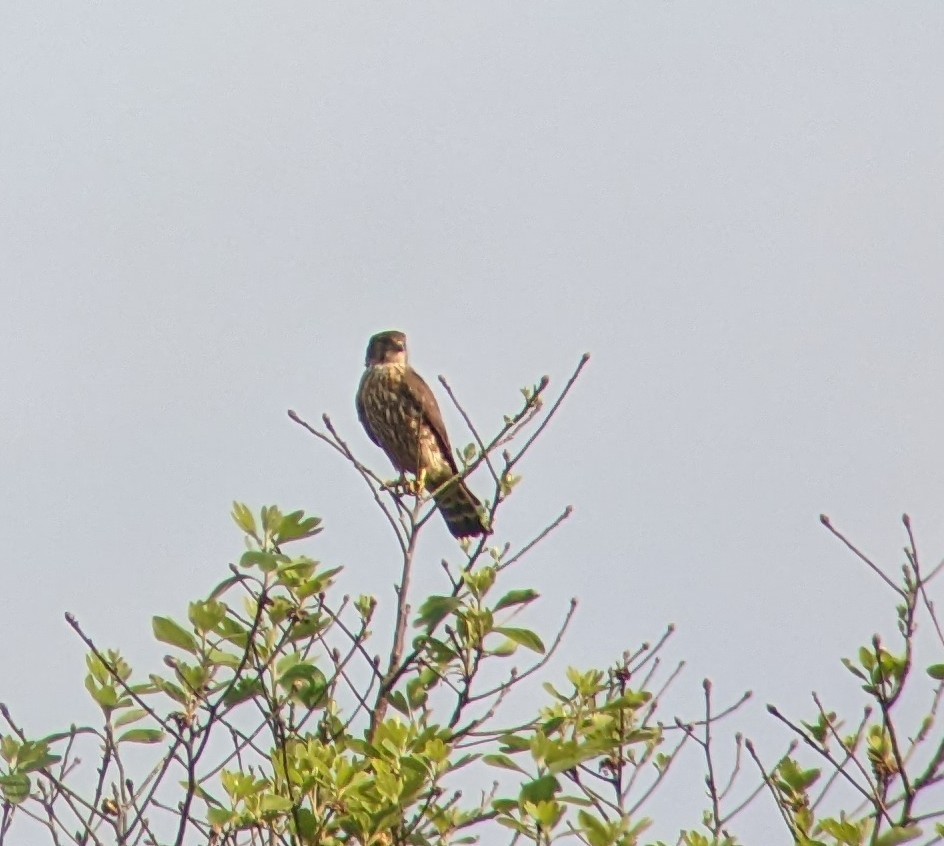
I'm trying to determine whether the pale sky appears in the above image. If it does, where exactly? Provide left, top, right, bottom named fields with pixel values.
left=2, top=5, right=943, bottom=842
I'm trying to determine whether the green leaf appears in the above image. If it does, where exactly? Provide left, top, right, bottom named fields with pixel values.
left=261, top=504, right=282, bottom=535
left=499, top=734, right=531, bottom=753
left=778, top=758, right=820, bottom=792
left=113, top=708, right=148, bottom=728
left=0, top=773, right=30, bottom=804
left=494, top=627, right=545, bottom=654
left=117, top=729, right=165, bottom=745
left=483, top=754, right=526, bottom=774
left=415, top=596, right=462, bottom=630
left=490, top=639, right=518, bottom=657
left=406, top=678, right=429, bottom=710
left=148, top=674, right=189, bottom=705
left=874, top=827, right=922, bottom=846
left=286, top=615, right=328, bottom=643
left=542, top=682, right=569, bottom=702
left=494, top=588, right=540, bottom=612
left=927, top=664, right=944, bottom=680
left=274, top=510, right=323, bottom=544
left=1, top=736, right=18, bottom=764
left=527, top=799, right=564, bottom=829
left=493, top=798, right=518, bottom=814
left=294, top=808, right=318, bottom=839
left=152, top=617, right=198, bottom=654
left=278, top=558, right=317, bottom=584
left=260, top=793, right=294, bottom=813
left=222, top=678, right=264, bottom=707
left=221, top=770, right=265, bottom=800
left=206, top=648, right=243, bottom=669
left=39, top=728, right=92, bottom=746
left=546, top=742, right=599, bottom=773
left=578, top=810, right=612, bottom=846
left=279, top=664, right=328, bottom=709
left=388, top=691, right=410, bottom=716
left=15, top=742, right=60, bottom=773
left=231, top=502, right=257, bottom=537
left=214, top=616, right=249, bottom=647
left=86, top=679, right=119, bottom=711
left=239, top=550, right=286, bottom=573
left=85, top=653, right=111, bottom=686
left=188, top=601, right=227, bottom=633
left=520, top=774, right=560, bottom=803
left=601, top=691, right=652, bottom=712
left=207, top=806, right=236, bottom=827
left=207, top=575, right=243, bottom=601
left=463, top=566, right=497, bottom=599
left=841, top=657, right=867, bottom=681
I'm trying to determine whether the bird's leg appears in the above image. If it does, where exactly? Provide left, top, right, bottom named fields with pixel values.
left=406, top=468, right=428, bottom=498
left=380, top=472, right=409, bottom=495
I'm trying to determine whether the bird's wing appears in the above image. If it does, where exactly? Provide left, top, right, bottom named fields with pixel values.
left=404, top=367, right=460, bottom=474
left=355, top=375, right=382, bottom=448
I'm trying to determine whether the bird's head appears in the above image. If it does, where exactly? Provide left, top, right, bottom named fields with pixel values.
left=364, top=330, right=408, bottom=366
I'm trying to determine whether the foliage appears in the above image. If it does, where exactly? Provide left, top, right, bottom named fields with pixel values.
left=1, top=357, right=942, bottom=846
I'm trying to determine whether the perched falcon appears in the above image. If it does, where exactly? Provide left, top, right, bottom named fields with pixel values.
left=356, top=330, right=490, bottom=539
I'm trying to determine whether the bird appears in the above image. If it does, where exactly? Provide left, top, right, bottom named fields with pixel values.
left=356, top=330, right=491, bottom=538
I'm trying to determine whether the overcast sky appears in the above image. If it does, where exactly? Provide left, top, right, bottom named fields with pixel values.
left=2, top=4, right=943, bottom=841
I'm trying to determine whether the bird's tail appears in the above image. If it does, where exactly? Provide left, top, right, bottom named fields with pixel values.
left=433, top=478, right=491, bottom=539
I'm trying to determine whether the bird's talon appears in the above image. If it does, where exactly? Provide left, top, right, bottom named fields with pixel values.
left=381, top=475, right=408, bottom=494
left=411, top=469, right=428, bottom=497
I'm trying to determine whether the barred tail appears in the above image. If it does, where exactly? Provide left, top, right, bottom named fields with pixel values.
left=433, top=480, right=491, bottom=538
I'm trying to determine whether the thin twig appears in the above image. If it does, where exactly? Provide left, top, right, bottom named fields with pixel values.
left=767, top=704, right=892, bottom=824
left=820, top=514, right=903, bottom=596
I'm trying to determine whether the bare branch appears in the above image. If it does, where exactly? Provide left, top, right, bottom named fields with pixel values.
left=820, top=514, right=903, bottom=596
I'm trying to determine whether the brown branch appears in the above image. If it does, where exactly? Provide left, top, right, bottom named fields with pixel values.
left=767, top=704, right=892, bottom=824
left=625, top=733, right=691, bottom=815
left=820, top=514, right=903, bottom=596
left=506, top=353, right=591, bottom=470
left=288, top=409, right=408, bottom=553
left=744, top=738, right=800, bottom=837
left=371, top=519, right=421, bottom=738
left=702, top=681, right=722, bottom=834
left=499, top=506, right=573, bottom=571
left=438, top=375, right=501, bottom=488
left=810, top=696, right=874, bottom=809
left=904, top=514, right=944, bottom=649
left=730, top=739, right=798, bottom=828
